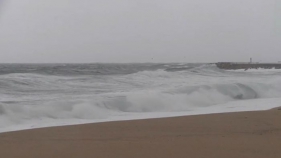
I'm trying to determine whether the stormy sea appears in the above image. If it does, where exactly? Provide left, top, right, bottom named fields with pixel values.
left=0, top=63, right=281, bottom=133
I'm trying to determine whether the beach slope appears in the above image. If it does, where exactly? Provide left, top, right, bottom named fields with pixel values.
left=0, top=108, right=281, bottom=158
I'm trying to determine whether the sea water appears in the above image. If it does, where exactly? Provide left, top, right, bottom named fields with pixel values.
left=0, top=63, right=281, bottom=133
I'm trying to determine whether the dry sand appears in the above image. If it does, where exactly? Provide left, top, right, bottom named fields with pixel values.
left=0, top=108, right=281, bottom=158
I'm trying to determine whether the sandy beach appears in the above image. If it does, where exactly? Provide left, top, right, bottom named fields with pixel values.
left=0, top=108, right=280, bottom=158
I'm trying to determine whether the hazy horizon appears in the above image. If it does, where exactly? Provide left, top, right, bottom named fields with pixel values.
left=0, top=0, right=280, bottom=63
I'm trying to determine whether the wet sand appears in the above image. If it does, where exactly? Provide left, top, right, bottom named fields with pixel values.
left=0, top=108, right=281, bottom=158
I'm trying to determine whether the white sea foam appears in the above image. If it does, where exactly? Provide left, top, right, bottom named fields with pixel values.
left=0, top=97, right=280, bottom=133
left=0, top=63, right=281, bottom=133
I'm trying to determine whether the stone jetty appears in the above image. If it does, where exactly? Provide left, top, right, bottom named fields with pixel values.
left=216, top=62, right=281, bottom=70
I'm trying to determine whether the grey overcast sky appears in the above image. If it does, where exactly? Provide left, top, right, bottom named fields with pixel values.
left=0, top=0, right=280, bottom=63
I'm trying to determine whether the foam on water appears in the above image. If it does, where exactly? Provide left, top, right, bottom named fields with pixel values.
left=0, top=63, right=281, bottom=133
left=0, top=97, right=280, bottom=133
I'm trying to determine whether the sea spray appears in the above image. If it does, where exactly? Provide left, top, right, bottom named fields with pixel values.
left=0, top=63, right=281, bottom=132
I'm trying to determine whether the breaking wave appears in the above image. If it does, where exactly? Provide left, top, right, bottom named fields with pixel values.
left=0, top=63, right=281, bottom=132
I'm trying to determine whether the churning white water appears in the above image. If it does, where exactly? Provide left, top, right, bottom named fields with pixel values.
left=0, top=63, right=280, bottom=133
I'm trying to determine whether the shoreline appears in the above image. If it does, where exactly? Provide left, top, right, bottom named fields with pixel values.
left=0, top=101, right=280, bottom=134
left=0, top=108, right=280, bottom=158
left=0, top=104, right=279, bottom=134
